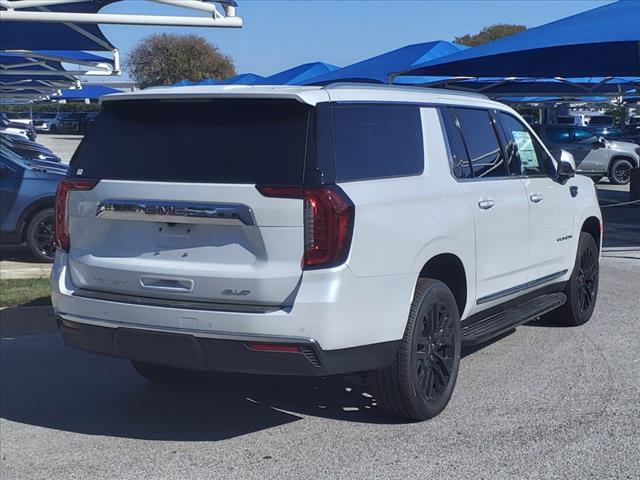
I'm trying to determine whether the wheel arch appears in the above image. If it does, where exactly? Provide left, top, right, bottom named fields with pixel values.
left=608, top=155, right=638, bottom=175
left=17, top=196, right=55, bottom=242
left=418, top=253, right=467, bottom=318
left=580, top=216, right=602, bottom=252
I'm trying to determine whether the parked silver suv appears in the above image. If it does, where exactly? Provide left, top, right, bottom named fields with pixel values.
left=534, top=124, right=639, bottom=184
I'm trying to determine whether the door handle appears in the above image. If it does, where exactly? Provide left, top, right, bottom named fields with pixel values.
left=478, top=199, right=495, bottom=210
left=529, top=193, right=544, bottom=203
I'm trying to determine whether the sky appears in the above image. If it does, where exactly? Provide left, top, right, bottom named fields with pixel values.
left=97, top=0, right=613, bottom=79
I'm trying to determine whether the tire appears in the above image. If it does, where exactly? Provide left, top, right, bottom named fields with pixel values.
left=131, top=361, right=205, bottom=385
left=548, top=232, right=599, bottom=326
left=49, top=124, right=57, bottom=133
left=608, top=158, right=633, bottom=185
left=25, top=207, right=56, bottom=263
left=371, top=279, right=461, bottom=421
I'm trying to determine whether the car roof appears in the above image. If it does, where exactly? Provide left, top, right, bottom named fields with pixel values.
left=100, top=83, right=508, bottom=111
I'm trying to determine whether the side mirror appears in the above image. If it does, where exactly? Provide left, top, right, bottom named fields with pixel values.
left=593, top=136, right=606, bottom=148
left=559, top=149, right=576, bottom=170
left=557, top=161, right=575, bottom=184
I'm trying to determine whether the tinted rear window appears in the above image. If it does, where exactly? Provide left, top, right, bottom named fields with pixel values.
left=331, top=104, right=424, bottom=182
left=70, top=99, right=311, bottom=184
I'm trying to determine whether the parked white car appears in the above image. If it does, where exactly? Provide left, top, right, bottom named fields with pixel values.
left=1, top=121, right=30, bottom=140
left=51, top=84, right=602, bottom=420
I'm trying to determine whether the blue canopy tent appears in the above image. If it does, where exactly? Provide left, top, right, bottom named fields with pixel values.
left=2, top=51, right=78, bottom=97
left=423, top=76, right=640, bottom=98
left=220, top=73, right=265, bottom=85
left=302, top=41, right=464, bottom=86
left=52, top=85, right=121, bottom=100
left=255, top=62, right=339, bottom=85
left=394, top=1, right=640, bottom=79
left=0, top=1, right=117, bottom=52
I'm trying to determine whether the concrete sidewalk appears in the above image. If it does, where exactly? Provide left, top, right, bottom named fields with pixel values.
left=0, top=246, right=51, bottom=280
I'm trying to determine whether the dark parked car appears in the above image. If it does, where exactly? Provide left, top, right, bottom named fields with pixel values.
left=57, top=112, right=87, bottom=134
left=0, top=144, right=67, bottom=261
left=587, top=115, right=614, bottom=127
left=1, top=133, right=61, bottom=162
left=587, top=126, right=640, bottom=145
left=84, top=111, right=99, bottom=133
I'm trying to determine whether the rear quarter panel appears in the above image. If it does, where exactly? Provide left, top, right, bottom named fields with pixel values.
left=339, top=107, right=477, bottom=319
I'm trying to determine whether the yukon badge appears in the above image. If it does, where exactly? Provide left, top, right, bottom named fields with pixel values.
left=556, top=234, right=573, bottom=242
left=222, top=289, right=251, bottom=297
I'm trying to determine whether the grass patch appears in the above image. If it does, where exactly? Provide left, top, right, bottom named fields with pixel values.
left=0, top=278, right=51, bottom=308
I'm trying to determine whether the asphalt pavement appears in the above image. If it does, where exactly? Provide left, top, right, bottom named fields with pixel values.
left=36, top=133, right=82, bottom=164
left=1, top=255, right=639, bottom=480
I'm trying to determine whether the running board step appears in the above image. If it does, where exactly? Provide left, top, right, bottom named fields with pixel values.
left=461, top=293, right=567, bottom=347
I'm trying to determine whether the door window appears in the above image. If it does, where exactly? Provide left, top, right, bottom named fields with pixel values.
left=498, top=112, right=550, bottom=177
left=453, top=108, right=507, bottom=178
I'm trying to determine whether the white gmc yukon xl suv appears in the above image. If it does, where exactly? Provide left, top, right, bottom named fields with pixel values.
left=52, top=84, right=602, bottom=420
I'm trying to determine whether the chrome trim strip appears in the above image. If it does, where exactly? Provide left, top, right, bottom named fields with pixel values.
left=476, top=269, right=568, bottom=305
left=96, top=199, right=255, bottom=225
left=72, top=288, right=280, bottom=314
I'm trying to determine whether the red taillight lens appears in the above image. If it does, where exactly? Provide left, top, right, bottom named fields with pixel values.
left=257, top=185, right=354, bottom=269
left=246, top=342, right=300, bottom=353
left=54, top=178, right=98, bottom=251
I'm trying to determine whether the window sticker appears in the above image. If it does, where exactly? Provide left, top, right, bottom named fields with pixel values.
left=512, top=131, right=537, bottom=167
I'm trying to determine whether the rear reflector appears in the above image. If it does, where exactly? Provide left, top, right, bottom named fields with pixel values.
left=54, top=178, right=98, bottom=251
left=246, top=342, right=300, bottom=353
left=256, top=185, right=354, bottom=269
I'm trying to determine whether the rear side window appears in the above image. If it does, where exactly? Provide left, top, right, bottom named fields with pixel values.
left=70, top=99, right=311, bottom=184
left=331, top=104, right=424, bottom=182
left=441, top=108, right=473, bottom=179
left=452, top=108, right=506, bottom=178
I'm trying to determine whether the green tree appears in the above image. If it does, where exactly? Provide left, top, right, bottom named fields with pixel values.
left=125, top=33, right=236, bottom=88
left=454, top=24, right=527, bottom=47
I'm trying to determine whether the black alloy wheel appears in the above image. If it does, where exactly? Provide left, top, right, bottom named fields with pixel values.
left=372, top=279, right=461, bottom=421
left=415, top=301, right=457, bottom=402
left=576, top=242, right=598, bottom=314
left=546, top=232, right=599, bottom=326
left=26, top=207, right=56, bottom=262
left=610, top=159, right=633, bottom=185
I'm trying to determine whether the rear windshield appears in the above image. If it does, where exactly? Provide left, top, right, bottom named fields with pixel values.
left=70, top=99, right=311, bottom=184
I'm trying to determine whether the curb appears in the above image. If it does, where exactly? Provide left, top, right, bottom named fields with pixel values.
left=0, top=266, right=52, bottom=280
left=0, top=305, right=58, bottom=337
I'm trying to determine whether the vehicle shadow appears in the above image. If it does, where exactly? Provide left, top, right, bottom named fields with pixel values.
left=0, top=333, right=403, bottom=442
left=0, top=322, right=515, bottom=441
left=0, top=244, right=36, bottom=262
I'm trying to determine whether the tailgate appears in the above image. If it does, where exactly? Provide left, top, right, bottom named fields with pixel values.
left=67, top=181, right=303, bottom=306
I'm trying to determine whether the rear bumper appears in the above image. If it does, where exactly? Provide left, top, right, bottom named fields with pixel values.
left=52, top=250, right=413, bottom=374
left=58, top=318, right=400, bottom=376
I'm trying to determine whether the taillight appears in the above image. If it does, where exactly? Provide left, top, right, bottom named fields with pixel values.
left=257, top=185, right=354, bottom=269
left=54, top=178, right=98, bottom=251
